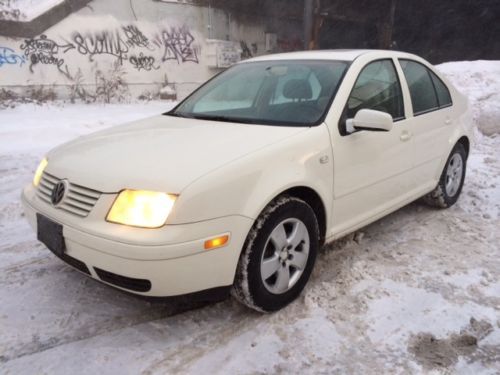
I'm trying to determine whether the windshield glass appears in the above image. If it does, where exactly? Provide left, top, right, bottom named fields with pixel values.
left=169, top=60, right=349, bottom=126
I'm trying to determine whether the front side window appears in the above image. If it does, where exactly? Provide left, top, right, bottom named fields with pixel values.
left=170, top=60, right=348, bottom=127
left=400, top=60, right=442, bottom=115
left=346, top=59, right=404, bottom=120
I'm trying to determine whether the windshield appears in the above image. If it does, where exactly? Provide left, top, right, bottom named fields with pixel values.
left=169, top=60, right=349, bottom=126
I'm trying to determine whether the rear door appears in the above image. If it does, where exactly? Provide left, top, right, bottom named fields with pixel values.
left=398, top=59, right=455, bottom=189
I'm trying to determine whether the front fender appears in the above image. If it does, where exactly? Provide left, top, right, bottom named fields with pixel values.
left=167, top=124, right=334, bottom=229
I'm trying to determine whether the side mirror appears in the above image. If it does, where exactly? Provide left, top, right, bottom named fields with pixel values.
left=346, top=109, right=394, bottom=133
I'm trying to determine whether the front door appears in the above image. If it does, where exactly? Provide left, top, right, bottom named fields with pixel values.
left=330, top=59, right=415, bottom=237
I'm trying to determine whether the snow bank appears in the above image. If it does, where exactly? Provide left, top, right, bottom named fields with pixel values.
left=0, top=0, right=64, bottom=21
left=438, top=61, right=500, bottom=137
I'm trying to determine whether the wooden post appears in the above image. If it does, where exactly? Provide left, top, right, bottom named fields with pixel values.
left=304, top=0, right=314, bottom=50
left=379, top=0, right=397, bottom=49
left=310, top=0, right=324, bottom=50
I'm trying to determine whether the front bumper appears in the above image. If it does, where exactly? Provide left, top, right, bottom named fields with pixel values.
left=22, top=185, right=253, bottom=297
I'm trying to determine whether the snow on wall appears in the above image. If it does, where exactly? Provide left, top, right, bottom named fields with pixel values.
left=0, top=0, right=65, bottom=21
left=0, top=0, right=275, bottom=100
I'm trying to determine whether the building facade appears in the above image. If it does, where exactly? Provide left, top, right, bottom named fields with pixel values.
left=0, top=0, right=301, bottom=101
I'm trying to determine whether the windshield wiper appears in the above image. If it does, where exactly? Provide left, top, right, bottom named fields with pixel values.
left=165, top=112, right=257, bottom=124
left=192, top=115, right=259, bottom=124
left=164, top=111, right=194, bottom=118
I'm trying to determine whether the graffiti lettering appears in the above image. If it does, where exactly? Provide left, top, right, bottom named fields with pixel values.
left=8, top=23, right=201, bottom=85
left=122, top=25, right=153, bottom=50
left=215, top=43, right=241, bottom=68
left=129, top=52, right=159, bottom=71
left=154, top=26, right=199, bottom=64
left=21, top=34, right=74, bottom=56
left=0, top=46, right=25, bottom=67
left=218, top=51, right=239, bottom=67
left=31, top=52, right=64, bottom=69
left=20, top=34, right=74, bottom=73
left=73, top=31, right=129, bottom=64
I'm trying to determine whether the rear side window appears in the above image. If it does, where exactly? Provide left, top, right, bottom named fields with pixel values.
left=400, top=60, right=439, bottom=115
left=346, top=59, right=404, bottom=120
left=430, top=71, right=452, bottom=107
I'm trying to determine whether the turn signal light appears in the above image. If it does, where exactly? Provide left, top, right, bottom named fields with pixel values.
left=204, top=235, right=229, bottom=250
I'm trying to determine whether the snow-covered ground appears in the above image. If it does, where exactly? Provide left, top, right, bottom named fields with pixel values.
left=1, top=61, right=499, bottom=374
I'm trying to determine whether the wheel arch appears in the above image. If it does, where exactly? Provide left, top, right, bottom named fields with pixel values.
left=457, top=135, right=470, bottom=158
left=269, top=186, right=327, bottom=246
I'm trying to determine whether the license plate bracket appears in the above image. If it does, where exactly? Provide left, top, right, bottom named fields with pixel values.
left=37, top=213, right=66, bottom=257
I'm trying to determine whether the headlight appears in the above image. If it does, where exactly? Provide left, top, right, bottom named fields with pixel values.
left=106, top=190, right=177, bottom=228
left=33, top=158, right=48, bottom=187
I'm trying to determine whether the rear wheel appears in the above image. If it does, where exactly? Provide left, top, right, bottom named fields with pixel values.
left=423, top=143, right=467, bottom=208
left=232, top=196, right=319, bottom=312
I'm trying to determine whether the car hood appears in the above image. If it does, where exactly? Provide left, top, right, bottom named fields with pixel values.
left=46, top=115, right=307, bottom=193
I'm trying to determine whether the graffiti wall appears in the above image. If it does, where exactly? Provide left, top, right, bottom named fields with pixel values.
left=0, top=0, right=284, bottom=102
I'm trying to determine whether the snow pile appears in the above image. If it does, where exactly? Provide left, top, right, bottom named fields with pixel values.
left=438, top=61, right=500, bottom=219
left=159, top=85, right=177, bottom=101
left=438, top=60, right=500, bottom=137
left=0, top=0, right=64, bottom=21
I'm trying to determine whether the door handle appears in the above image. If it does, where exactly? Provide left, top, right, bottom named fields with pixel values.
left=400, top=131, right=412, bottom=142
left=445, top=118, right=452, bottom=125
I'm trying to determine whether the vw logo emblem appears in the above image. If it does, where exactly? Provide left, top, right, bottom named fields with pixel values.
left=51, top=180, right=67, bottom=206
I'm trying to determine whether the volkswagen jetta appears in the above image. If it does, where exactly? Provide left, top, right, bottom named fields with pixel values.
left=22, top=50, right=471, bottom=312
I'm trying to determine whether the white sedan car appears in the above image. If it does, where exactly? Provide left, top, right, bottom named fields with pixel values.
left=22, top=50, right=471, bottom=312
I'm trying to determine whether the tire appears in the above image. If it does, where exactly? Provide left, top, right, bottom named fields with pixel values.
left=423, top=143, right=467, bottom=208
left=231, top=195, right=319, bottom=312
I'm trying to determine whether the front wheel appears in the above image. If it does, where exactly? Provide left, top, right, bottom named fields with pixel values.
left=423, top=143, right=467, bottom=208
left=232, top=196, right=319, bottom=312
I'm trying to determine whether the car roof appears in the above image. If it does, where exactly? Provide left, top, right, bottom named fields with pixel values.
left=242, top=49, right=416, bottom=63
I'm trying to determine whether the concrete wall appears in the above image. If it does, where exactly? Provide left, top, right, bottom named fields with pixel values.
left=0, top=0, right=291, bottom=101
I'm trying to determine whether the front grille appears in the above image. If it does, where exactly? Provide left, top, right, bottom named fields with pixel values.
left=36, top=172, right=101, bottom=217
left=94, top=267, right=152, bottom=292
